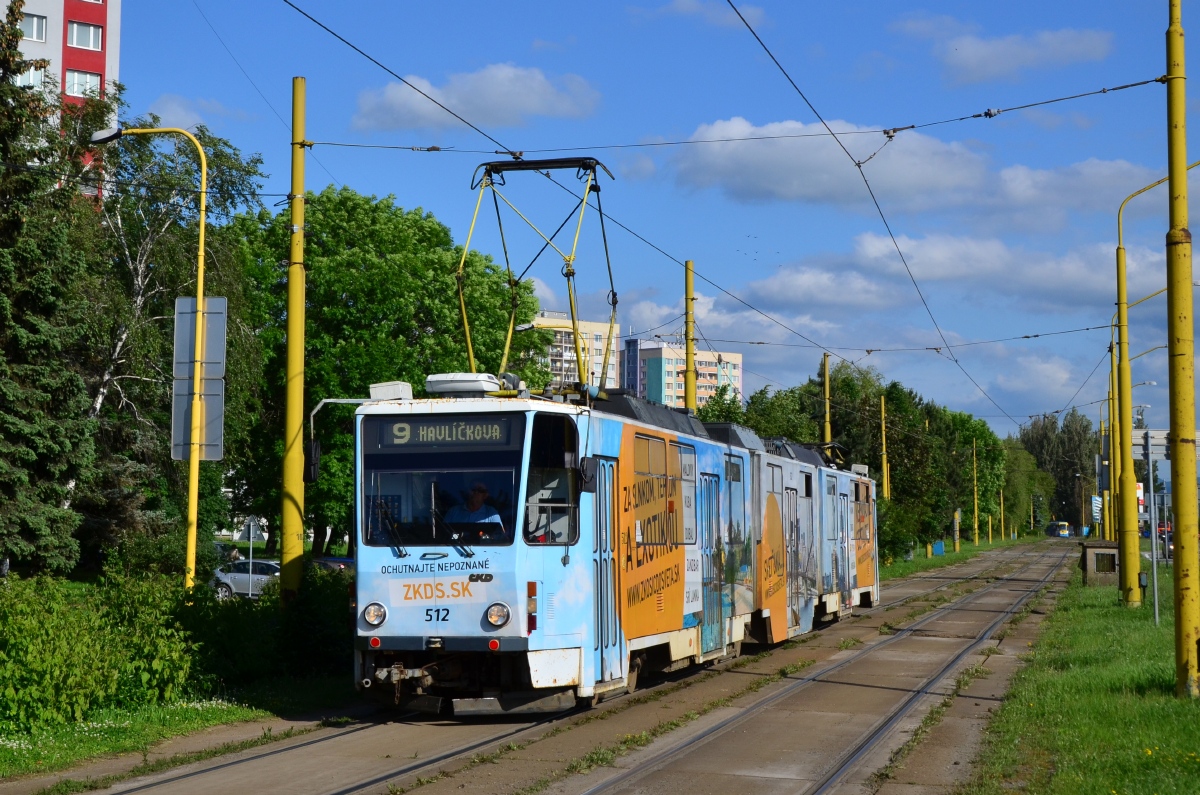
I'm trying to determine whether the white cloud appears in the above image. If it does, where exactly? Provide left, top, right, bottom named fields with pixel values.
left=619, top=154, right=658, bottom=180
left=530, top=277, right=560, bottom=310
left=851, top=232, right=1163, bottom=312
left=353, top=64, right=599, bottom=131
left=147, top=95, right=245, bottom=130
left=658, top=0, right=764, bottom=28
left=674, top=117, right=986, bottom=209
left=940, top=29, right=1113, bottom=84
left=743, top=266, right=906, bottom=312
left=889, top=13, right=977, bottom=41
left=672, top=117, right=1159, bottom=226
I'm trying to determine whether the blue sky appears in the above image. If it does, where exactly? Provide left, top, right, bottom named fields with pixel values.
left=123, top=1, right=1191, bottom=434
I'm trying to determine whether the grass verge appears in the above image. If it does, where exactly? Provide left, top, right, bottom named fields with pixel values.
left=880, top=534, right=1039, bottom=582
left=957, top=565, right=1200, bottom=795
left=0, top=675, right=356, bottom=782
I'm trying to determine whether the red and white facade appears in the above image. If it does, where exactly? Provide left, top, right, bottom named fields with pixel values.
left=17, top=0, right=121, bottom=102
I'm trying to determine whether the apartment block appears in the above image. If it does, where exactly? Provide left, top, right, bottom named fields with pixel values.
left=17, top=0, right=121, bottom=101
left=622, top=339, right=742, bottom=409
left=533, top=310, right=620, bottom=390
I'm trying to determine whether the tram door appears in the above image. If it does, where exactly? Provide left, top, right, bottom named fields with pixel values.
left=784, top=487, right=801, bottom=631
left=699, top=473, right=724, bottom=654
left=839, top=493, right=852, bottom=609
left=593, top=458, right=625, bottom=683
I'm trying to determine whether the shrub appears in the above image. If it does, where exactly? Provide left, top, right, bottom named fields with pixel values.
left=0, top=578, right=124, bottom=729
left=0, top=556, right=354, bottom=731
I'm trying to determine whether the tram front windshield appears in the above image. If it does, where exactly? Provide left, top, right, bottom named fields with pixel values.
left=361, top=413, right=525, bottom=547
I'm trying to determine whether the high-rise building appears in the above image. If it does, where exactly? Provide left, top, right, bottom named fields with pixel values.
left=621, top=339, right=742, bottom=409
left=16, top=1, right=121, bottom=103
left=533, top=310, right=620, bottom=390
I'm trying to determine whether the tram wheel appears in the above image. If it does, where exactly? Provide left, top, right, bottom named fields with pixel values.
left=626, top=654, right=644, bottom=694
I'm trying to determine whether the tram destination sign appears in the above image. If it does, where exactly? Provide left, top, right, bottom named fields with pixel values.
left=373, top=416, right=519, bottom=449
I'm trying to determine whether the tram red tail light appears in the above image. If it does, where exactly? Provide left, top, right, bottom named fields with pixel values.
left=488, top=638, right=500, bottom=651
left=369, top=636, right=381, bottom=648
left=528, top=614, right=537, bottom=633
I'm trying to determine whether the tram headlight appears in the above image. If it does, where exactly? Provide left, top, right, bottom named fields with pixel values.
left=485, top=602, right=511, bottom=628
left=363, top=602, right=388, bottom=626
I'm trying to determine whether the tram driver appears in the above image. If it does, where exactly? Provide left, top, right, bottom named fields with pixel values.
left=446, top=481, right=506, bottom=541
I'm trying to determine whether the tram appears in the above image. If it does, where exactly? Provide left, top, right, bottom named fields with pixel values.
left=348, top=373, right=879, bottom=715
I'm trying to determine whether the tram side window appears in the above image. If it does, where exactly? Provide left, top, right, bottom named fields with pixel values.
left=825, top=476, right=838, bottom=540
left=670, top=443, right=697, bottom=544
left=525, top=413, right=579, bottom=545
left=634, top=435, right=672, bottom=545
left=725, top=455, right=745, bottom=544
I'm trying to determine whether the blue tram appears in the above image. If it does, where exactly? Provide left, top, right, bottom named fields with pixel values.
left=351, top=374, right=878, bottom=715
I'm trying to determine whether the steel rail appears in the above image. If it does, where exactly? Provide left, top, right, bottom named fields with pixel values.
left=108, top=545, right=1049, bottom=795
left=576, top=546, right=1067, bottom=795
left=869, top=545, right=1033, bottom=612
left=807, top=549, right=1070, bottom=794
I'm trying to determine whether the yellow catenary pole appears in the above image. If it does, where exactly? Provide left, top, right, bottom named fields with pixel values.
left=973, top=439, right=979, bottom=545
left=1109, top=349, right=1121, bottom=543
left=1117, top=227, right=1142, bottom=607
left=685, top=259, right=697, bottom=412
left=880, top=395, right=890, bottom=500
left=1166, top=0, right=1199, bottom=697
left=1101, top=418, right=1113, bottom=542
left=823, top=352, right=831, bottom=445
left=954, top=508, right=961, bottom=553
left=281, top=77, right=308, bottom=599
left=988, top=514, right=993, bottom=545
left=1001, top=489, right=1006, bottom=540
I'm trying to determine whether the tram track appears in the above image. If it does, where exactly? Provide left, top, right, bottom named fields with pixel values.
left=867, top=543, right=1035, bottom=613
left=69, top=545, right=1050, bottom=795
left=572, top=545, right=1070, bottom=795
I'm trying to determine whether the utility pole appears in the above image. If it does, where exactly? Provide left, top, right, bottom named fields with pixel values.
left=880, top=395, right=890, bottom=500
left=684, top=260, right=697, bottom=412
left=988, top=514, right=993, bottom=545
left=823, top=352, right=831, bottom=445
left=1101, top=418, right=1112, bottom=541
left=954, top=508, right=961, bottom=553
left=281, top=76, right=309, bottom=600
left=1165, top=0, right=1199, bottom=697
left=1001, top=489, right=1006, bottom=540
left=973, top=439, right=979, bottom=545
left=1109, top=356, right=1121, bottom=543
left=1117, top=200, right=1141, bottom=607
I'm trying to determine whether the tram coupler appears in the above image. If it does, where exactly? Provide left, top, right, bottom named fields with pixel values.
left=374, top=665, right=433, bottom=688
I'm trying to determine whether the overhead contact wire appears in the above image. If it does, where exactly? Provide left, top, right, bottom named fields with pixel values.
left=724, top=0, right=1020, bottom=428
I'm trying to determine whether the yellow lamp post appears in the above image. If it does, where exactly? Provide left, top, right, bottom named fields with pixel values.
left=1116, top=162, right=1199, bottom=605
left=91, top=126, right=207, bottom=589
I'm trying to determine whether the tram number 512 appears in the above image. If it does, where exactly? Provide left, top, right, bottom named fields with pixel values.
left=424, top=608, right=449, bottom=622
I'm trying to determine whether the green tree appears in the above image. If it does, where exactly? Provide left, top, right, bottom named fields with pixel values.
left=0, top=3, right=116, bottom=571
left=696, top=383, right=744, bottom=423
left=232, top=187, right=551, bottom=554
left=742, top=385, right=817, bottom=442
left=1019, top=409, right=1097, bottom=528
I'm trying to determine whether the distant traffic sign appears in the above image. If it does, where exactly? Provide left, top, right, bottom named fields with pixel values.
left=171, top=378, right=224, bottom=461
left=171, top=296, right=227, bottom=461
left=173, top=297, right=227, bottom=379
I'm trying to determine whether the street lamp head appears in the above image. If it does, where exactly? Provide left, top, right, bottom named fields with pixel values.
left=89, top=127, right=122, bottom=145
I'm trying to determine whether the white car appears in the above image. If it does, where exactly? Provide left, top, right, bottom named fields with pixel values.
left=211, top=560, right=280, bottom=599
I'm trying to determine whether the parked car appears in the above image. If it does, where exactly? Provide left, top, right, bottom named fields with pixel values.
left=214, top=542, right=242, bottom=562
left=311, top=556, right=355, bottom=574
left=211, top=560, right=280, bottom=599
